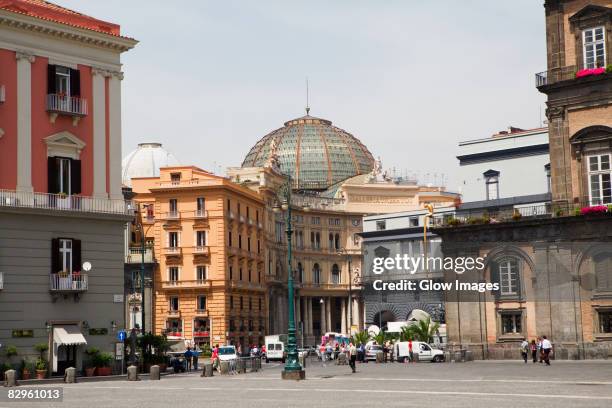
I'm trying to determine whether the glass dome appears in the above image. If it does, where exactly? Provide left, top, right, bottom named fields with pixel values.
left=122, top=142, right=179, bottom=186
left=242, top=114, right=375, bottom=190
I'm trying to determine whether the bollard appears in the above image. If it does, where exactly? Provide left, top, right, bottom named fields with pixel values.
left=219, top=361, right=229, bottom=375
left=127, top=365, right=139, bottom=381
left=375, top=351, right=384, bottom=363
left=4, top=369, right=16, bottom=387
left=299, top=354, right=307, bottom=368
left=201, top=363, right=213, bottom=377
left=336, top=353, right=347, bottom=365
left=149, top=365, right=160, bottom=380
left=64, top=367, right=76, bottom=383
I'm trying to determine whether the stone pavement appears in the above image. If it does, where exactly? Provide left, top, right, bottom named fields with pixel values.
left=4, top=359, right=612, bottom=408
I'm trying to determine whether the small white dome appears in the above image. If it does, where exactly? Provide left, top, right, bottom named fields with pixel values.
left=122, top=143, right=179, bottom=186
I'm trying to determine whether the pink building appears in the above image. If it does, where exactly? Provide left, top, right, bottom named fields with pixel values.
left=0, top=1, right=136, bottom=377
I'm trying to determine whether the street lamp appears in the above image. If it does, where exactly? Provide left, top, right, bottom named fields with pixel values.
left=134, top=203, right=151, bottom=334
left=275, top=175, right=306, bottom=380
left=336, top=248, right=358, bottom=333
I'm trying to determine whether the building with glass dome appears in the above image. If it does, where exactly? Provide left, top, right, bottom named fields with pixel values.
left=122, top=142, right=179, bottom=187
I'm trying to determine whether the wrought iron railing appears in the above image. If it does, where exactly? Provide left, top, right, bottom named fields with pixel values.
left=46, top=93, right=88, bottom=116
left=49, top=273, right=88, bottom=291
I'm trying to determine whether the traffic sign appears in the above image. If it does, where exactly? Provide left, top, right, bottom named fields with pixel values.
left=117, top=330, right=127, bottom=342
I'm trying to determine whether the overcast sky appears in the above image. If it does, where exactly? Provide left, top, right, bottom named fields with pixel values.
left=61, top=0, right=547, bottom=191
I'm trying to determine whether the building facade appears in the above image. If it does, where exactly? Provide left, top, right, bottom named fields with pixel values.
left=129, top=167, right=267, bottom=349
left=0, top=1, right=136, bottom=375
left=433, top=0, right=612, bottom=359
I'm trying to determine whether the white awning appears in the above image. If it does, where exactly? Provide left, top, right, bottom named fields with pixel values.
left=53, top=325, right=87, bottom=346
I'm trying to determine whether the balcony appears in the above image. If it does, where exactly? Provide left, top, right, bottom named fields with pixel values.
left=160, top=279, right=211, bottom=289
left=163, top=247, right=182, bottom=256
left=49, top=273, right=88, bottom=292
left=167, top=309, right=181, bottom=317
left=163, top=211, right=180, bottom=220
left=193, top=246, right=210, bottom=255
left=125, top=246, right=155, bottom=264
left=195, top=209, right=208, bottom=218
left=535, top=64, right=610, bottom=88
left=0, top=190, right=133, bottom=216
left=46, top=94, right=88, bottom=126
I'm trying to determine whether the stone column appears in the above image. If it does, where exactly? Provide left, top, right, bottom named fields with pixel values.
left=352, top=298, right=360, bottom=330
left=92, top=67, right=108, bottom=198
left=341, top=298, right=347, bottom=334
left=108, top=71, right=123, bottom=199
left=16, top=51, right=34, bottom=193
left=277, top=295, right=283, bottom=334
left=320, top=298, right=326, bottom=336
left=326, top=297, right=332, bottom=332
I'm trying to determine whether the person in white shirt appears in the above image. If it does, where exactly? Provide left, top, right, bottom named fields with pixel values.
left=520, top=340, right=529, bottom=363
left=541, top=336, right=552, bottom=365
left=348, top=343, right=357, bottom=373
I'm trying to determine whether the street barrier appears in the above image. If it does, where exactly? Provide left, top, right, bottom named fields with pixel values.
left=201, top=363, right=213, bottom=377
left=150, top=365, right=160, bottom=380
left=4, top=370, right=16, bottom=387
left=127, top=365, right=139, bottom=381
left=219, top=361, right=229, bottom=375
left=64, top=367, right=76, bottom=383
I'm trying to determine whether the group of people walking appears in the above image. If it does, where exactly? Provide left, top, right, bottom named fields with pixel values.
left=520, top=336, right=553, bottom=365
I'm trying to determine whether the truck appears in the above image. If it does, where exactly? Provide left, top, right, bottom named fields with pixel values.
left=394, top=341, right=445, bottom=363
left=265, top=334, right=287, bottom=363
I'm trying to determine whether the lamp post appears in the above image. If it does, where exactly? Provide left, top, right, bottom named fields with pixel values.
left=337, top=248, right=354, bottom=332
left=274, top=175, right=306, bottom=380
left=135, top=204, right=151, bottom=334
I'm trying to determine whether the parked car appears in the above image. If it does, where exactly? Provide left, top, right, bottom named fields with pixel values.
left=394, top=341, right=445, bottom=363
left=217, top=345, right=238, bottom=362
left=365, top=344, right=383, bottom=361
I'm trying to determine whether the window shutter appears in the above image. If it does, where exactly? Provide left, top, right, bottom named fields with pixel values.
left=70, top=68, right=81, bottom=97
left=73, top=239, right=82, bottom=272
left=51, top=238, right=60, bottom=274
left=47, top=64, right=56, bottom=94
left=47, top=157, right=59, bottom=194
left=71, top=159, right=82, bottom=195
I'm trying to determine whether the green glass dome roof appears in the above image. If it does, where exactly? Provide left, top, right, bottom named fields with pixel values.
left=241, top=114, right=375, bottom=191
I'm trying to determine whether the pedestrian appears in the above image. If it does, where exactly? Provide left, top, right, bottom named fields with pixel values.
left=211, top=344, right=220, bottom=372
left=530, top=340, right=537, bottom=363
left=184, top=347, right=193, bottom=372
left=520, top=339, right=528, bottom=363
left=541, top=336, right=552, bottom=366
left=383, top=342, right=388, bottom=363
left=408, top=340, right=414, bottom=363
left=348, top=342, right=357, bottom=373
left=536, top=337, right=543, bottom=363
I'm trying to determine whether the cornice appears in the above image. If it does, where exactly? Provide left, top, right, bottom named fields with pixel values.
left=0, top=10, right=137, bottom=53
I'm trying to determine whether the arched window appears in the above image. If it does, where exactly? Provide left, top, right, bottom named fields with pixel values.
left=329, top=233, right=334, bottom=251
left=496, top=257, right=519, bottom=296
left=331, top=263, right=340, bottom=285
left=334, top=233, right=340, bottom=250
left=313, top=263, right=320, bottom=285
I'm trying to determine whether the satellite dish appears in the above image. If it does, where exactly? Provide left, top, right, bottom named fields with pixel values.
left=82, top=262, right=92, bottom=272
left=367, top=325, right=380, bottom=336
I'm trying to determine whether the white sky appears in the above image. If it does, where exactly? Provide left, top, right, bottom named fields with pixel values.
left=59, top=0, right=548, bottom=191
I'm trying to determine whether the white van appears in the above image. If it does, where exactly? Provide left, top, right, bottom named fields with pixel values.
left=266, top=341, right=285, bottom=363
left=394, top=341, right=444, bottom=362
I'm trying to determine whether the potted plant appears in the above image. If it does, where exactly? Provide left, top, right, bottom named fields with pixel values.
left=93, top=352, right=113, bottom=376
left=35, top=358, right=47, bottom=379
left=84, top=347, right=99, bottom=377
left=20, top=359, right=32, bottom=380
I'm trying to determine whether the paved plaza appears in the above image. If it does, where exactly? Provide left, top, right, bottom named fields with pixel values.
left=4, top=359, right=612, bottom=408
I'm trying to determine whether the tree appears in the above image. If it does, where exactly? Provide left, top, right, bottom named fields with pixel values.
left=399, top=325, right=415, bottom=341
left=351, top=330, right=370, bottom=346
left=409, top=317, right=440, bottom=343
left=372, top=330, right=388, bottom=346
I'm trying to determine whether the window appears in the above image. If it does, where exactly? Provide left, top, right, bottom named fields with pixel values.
left=239, top=268, right=243, bottom=281
left=335, top=233, right=340, bottom=250
left=59, top=238, right=72, bottom=272
left=409, top=217, right=419, bottom=227
left=48, top=65, right=80, bottom=97
left=583, top=27, right=606, bottom=69
left=169, top=267, right=179, bottom=283
left=295, top=230, right=304, bottom=249
left=311, top=232, right=321, bottom=249
left=599, top=310, right=612, bottom=333
left=328, top=218, right=340, bottom=226
left=196, top=265, right=208, bottom=282
left=248, top=237, right=251, bottom=252
left=256, top=210, right=259, bottom=222
left=230, top=296, right=234, bottom=309
left=197, top=295, right=206, bottom=311
left=588, top=155, right=611, bottom=205
left=196, top=231, right=207, bottom=247
left=484, top=170, right=500, bottom=200
left=169, top=199, right=178, bottom=217
left=257, top=239, right=261, bottom=254
left=227, top=199, right=231, bottom=214
left=297, top=262, right=303, bottom=283
left=169, top=296, right=179, bottom=311
left=500, top=311, right=522, bottom=335
left=228, top=231, right=232, bottom=247
left=545, top=164, right=551, bottom=193
left=313, top=263, right=321, bottom=284
left=229, top=266, right=233, bottom=280
left=237, top=202, right=241, bottom=216
left=240, top=296, right=244, bottom=310
left=47, top=157, right=81, bottom=195
left=594, top=252, right=612, bottom=292
left=249, top=298, right=252, bottom=310
left=329, top=233, right=334, bottom=250
left=248, top=269, right=252, bottom=282
left=497, top=257, right=519, bottom=296
left=376, top=220, right=386, bottom=231
left=170, top=173, right=181, bottom=184
left=168, top=232, right=179, bottom=248
left=196, top=197, right=205, bottom=215
left=259, top=298, right=262, bottom=311
left=238, top=234, right=242, bottom=249
left=311, top=216, right=320, bottom=225
left=331, top=264, right=340, bottom=285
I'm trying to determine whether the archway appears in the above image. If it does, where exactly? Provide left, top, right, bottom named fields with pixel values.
left=373, top=310, right=396, bottom=329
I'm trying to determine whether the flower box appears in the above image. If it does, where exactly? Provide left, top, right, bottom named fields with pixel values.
left=580, top=205, right=609, bottom=215
left=576, top=67, right=606, bottom=78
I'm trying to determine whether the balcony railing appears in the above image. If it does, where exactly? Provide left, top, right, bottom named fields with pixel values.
left=163, top=247, right=181, bottom=256
left=535, top=63, right=609, bottom=88
left=125, top=247, right=155, bottom=263
left=160, top=279, right=211, bottom=289
left=46, top=93, right=88, bottom=116
left=163, top=211, right=180, bottom=220
left=195, top=209, right=208, bottom=218
left=193, top=246, right=210, bottom=255
left=49, top=273, right=88, bottom=292
left=0, top=190, right=133, bottom=215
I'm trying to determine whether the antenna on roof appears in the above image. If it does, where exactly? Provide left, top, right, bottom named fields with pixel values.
left=305, top=77, right=310, bottom=115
